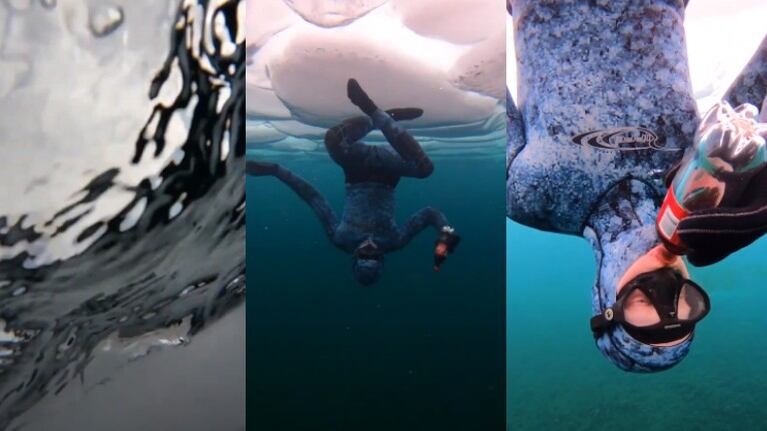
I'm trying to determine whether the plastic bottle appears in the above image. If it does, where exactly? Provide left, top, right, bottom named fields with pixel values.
left=656, top=100, right=767, bottom=254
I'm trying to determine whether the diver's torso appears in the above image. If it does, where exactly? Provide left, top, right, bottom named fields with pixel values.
left=507, top=0, right=698, bottom=234
left=334, top=182, right=400, bottom=252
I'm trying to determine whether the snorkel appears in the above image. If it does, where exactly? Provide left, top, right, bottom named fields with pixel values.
left=584, top=179, right=699, bottom=372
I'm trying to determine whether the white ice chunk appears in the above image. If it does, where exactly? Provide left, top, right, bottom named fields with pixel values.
left=246, top=85, right=292, bottom=119
left=269, top=120, right=328, bottom=138
left=270, top=137, right=318, bottom=152
left=247, top=0, right=301, bottom=49
left=266, top=28, right=498, bottom=128
left=283, top=0, right=387, bottom=28
left=391, top=0, right=504, bottom=44
left=246, top=122, right=286, bottom=144
left=449, top=30, right=506, bottom=100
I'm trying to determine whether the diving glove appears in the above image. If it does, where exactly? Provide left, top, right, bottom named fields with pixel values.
left=434, top=226, right=461, bottom=271
left=663, top=161, right=767, bottom=266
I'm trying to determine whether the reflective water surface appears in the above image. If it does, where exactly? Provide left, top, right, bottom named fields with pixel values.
left=0, top=0, right=245, bottom=427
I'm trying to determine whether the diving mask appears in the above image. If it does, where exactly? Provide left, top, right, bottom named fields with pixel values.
left=591, top=267, right=710, bottom=345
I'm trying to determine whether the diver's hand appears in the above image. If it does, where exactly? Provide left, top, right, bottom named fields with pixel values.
left=386, top=108, right=423, bottom=122
left=246, top=160, right=278, bottom=176
left=347, top=78, right=378, bottom=116
left=665, top=164, right=767, bottom=266
left=434, top=226, right=461, bottom=271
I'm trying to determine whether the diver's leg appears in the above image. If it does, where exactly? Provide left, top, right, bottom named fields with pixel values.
left=247, top=160, right=339, bottom=240
left=724, top=34, right=767, bottom=110
left=324, top=116, right=375, bottom=167
left=369, top=109, right=433, bottom=178
left=347, top=79, right=432, bottom=178
left=324, top=111, right=425, bottom=171
left=396, top=207, right=449, bottom=249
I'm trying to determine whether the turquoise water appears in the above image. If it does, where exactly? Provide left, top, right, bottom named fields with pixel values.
left=507, top=219, right=767, bottom=430
left=248, top=141, right=767, bottom=430
left=249, top=152, right=506, bottom=430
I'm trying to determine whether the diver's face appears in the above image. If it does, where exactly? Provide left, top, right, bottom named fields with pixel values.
left=617, top=245, right=692, bottom=346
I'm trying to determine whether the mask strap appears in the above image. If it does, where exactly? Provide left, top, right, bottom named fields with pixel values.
left=590, top=307, right=616, bottom=339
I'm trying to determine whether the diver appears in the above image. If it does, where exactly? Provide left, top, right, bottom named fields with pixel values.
left=504, top=0, right=745, bottom=372
left=249, top=79, right=460, bottom=286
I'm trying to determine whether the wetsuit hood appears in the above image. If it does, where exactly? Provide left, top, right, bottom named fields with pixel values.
left=585, top=180, right=693, bottom=373
left=352, top=257, right=383, bottom=286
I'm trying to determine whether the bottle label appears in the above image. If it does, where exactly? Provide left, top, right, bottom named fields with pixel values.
left=656, top=187, right=689, bottom=253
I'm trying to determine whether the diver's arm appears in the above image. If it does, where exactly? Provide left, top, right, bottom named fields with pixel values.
left=395, top=207, right=449, bottom=249
left=247, top=160, right=339, bottom=241
left=724, top=34, right=767, bottom=108
left=667, top=36, right=767, bottom=266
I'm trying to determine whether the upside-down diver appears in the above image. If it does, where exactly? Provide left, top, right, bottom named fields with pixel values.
left=506, top=0, right=767, bottom=372
left=249, top=79, right=460, bottom=285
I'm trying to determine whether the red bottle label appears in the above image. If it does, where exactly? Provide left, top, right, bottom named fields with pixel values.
left=656, top=187, right=690, bottom=254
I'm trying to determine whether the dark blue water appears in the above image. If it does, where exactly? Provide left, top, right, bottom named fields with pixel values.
left=507, top=219, right=767, bottom=430
left=249, top=152, right=506, bottom=430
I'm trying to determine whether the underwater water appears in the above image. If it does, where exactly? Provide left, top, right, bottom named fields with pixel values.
left=250, top=150, right=506, bottom=430
left=0, top=0, right=245, bottom=428
left=507, top=219, right=767, bottom=430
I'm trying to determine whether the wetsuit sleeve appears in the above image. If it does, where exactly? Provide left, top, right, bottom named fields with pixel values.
left=247, top=160, right=339, bottom=241
left=724, top=34, right=767, bottom=109
left=395, top=207, right=448, bottom=249
left=672, top=34, right=767, bottom=266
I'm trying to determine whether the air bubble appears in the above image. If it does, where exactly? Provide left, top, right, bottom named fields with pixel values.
left=88, top=5, right=124, bottom=38
left=58, top=332, right=76, bottom=352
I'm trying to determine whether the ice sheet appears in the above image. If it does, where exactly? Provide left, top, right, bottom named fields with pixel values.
left=247, top=0, right=505, bottom=154
left=248, top=0, right=767, bottom=155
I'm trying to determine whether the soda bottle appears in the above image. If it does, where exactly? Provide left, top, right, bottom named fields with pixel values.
left=656, top=100, right=767, bottom=254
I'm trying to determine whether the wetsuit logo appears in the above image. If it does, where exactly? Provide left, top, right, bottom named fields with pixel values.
left=571, top=127, right=673, bottom=151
